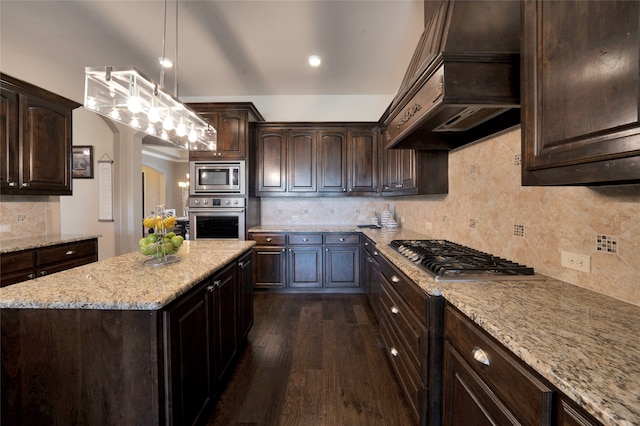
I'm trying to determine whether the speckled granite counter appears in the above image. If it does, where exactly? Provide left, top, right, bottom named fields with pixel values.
left=252, top=225, right=640, bottom=425
left=0, top=233, right=102, bottom=254
left=0, top=240, right=255, bottom=310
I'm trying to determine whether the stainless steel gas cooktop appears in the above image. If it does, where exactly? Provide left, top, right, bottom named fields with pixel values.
left=389, top=240, right=542, bottom=282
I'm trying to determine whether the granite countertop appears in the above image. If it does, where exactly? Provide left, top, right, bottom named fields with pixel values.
left=0, top=240, right=255, bottom=310
left=252, top=226, right=640, bottom=424
left=0, top=233, right=102, bottom=254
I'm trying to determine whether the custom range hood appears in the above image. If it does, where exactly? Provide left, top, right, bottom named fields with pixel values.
left=382, top=0, right=521, bottom=151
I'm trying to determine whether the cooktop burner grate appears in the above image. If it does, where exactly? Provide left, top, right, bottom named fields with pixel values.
left=389, top=240, right=537, bottom=281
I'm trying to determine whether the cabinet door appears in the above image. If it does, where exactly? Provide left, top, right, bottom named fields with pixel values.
left=288, top=246, right=323, bottom=288
left=288, top=130, right=316, bottom=192
left=257, top=129, right=287, bottom=193
left=347, top=129, right=378, bottom=193
left=442, top=340, right=509, bottom=426
left=0, top=85, right=19, bottom=191
left=164, top=282, right=214, bottom=426
left=236, top=251, right=253, bottom=343
left=252, top=246, right=286, bottom=288
left=324, top=245, right=360, bottom=288
left=522, top=0, right=640, bottom=185
left=191, top=109, right=247, bottom=159
left=21, top=93, right=72, bottom=194
left=318, top=130, right=347, bottom=193
left=213, top=263, right=238, bottom=385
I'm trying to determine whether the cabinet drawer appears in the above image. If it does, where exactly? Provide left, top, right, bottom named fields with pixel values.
left=324, top=233, right=359, bottom=245
left=380, top=277, right=428, bottom=381
left=36, top=240, right=97, bottom=266
left=379, top=313, right=424, bottom=424
left=288, top=233, right=322, bottom=245
left=379, top=256, right=429, bottom=325
left=1, top=250, right=35, bottom=274
left=445, top=305, right=554, bottom=425
left=251, top=234, right=286, bottom=245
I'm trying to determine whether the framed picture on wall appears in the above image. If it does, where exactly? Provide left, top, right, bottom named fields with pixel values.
left=72, top=146, right=94, bottom=179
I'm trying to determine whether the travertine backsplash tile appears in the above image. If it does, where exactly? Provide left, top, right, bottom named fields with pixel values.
left=0, top=196, right=60, bottom=238
left=262, top=128, right=640, bottom=306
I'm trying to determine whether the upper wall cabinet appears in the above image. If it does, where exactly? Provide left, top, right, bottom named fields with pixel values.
left=188, top=103, right=264, bottom=160
left=522, top=0, right=640, bottom=185
left=1, top=73, right=80, bottom=196
left=255, top=123, right=379, bottom=197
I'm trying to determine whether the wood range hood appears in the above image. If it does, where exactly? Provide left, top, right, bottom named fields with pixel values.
left=382, top=0, right=521, bottom=151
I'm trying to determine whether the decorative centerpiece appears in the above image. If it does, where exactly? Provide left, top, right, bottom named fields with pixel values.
left=139, top=205, right=184, bottom=266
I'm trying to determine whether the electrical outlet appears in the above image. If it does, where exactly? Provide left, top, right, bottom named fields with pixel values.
left=0, top=224, right=11, bottom=232
left=358, top=215, right=366, bottom=221
left=292, top=215, right=300, bottom=221
left=425, top=221, right=433, bottom=230
left=561, top=251, right=591, bottom=273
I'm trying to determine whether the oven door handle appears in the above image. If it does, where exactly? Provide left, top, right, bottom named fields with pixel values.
left=193, top=208, right=245, bottom=213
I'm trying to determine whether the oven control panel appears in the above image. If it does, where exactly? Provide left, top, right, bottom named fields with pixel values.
left=189, top=197, right=245, bottom=208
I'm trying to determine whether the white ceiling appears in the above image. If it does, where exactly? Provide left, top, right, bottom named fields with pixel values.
left=1, top=0, right=424, bottom=110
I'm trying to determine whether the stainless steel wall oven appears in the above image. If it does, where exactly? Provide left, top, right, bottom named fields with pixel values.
left=188, top=197, right=245, bottom=240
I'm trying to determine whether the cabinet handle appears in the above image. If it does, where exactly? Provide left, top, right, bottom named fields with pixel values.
left=373, top=251, right=378, bottom=256
left=282, top=248, right=286, bottom=252
left=65, top=250, right=76, bottom=255
left=390, top=306, right=399, bottom=315
left=364, top=242, right=369, bottom=246
left=206, top=285, right=215, bottom=292
left=391, top=275, right=400, bottom=283
left=214, top=280, right=221, bottom=287
left=289, top=248, right=292, bottom=252
left=342, top=188, right=346, bottom=192
left=40, top=271, right=47, bottom=276
left=390, top=347, right=399, bottom=357
left=471, top=347, right=490, bottom=366
left=21, top=183, right=29, bottom=188
left=303, top=238, right=308, bottom=242
left=326, top=248, right=329, bottom=252
left=367, top=257, right=373, bottom=263
left=238, top=261, right=244, bottom=267
left=266, top=237, right=272, bottom=242
left=339, top=238, right=345, bottom=242
left=27, top=273, right=36, bottom=279
left=8, top=182, right=17, bottom=187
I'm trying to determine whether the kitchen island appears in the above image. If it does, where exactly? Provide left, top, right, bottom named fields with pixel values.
left=0, top=240, right=255, bottom=425
left=252, top=225, right=640, bottom=425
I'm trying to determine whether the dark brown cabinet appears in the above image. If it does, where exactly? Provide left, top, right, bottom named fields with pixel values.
left=188, top=103, right=263, bottom=160
left=236, top=250, right=253, bottom=343
left=255, top=124, right=378, bottom=196
left=288, top=233, right=323, bottom=288
left=164, top=278, right=215, bottom=426
left=324, top=233, right=359, bottom=288
left=250, top=232, right=361, bottom=292
left=381, top=149, right=448, bottom=196
left=1, top=73, right=79, bottom=195
left=252, top=233, right=287, bottom=289
left=212, top=262, right=238, bottom=385
left=443, top=304, right=554, bottom=426
left=0, top=239, right=98, bottom=287
left=522, top=0, right=640, bottom=185
left=378, top=254, right=442, bottom=426
left=360, top=234, right=381, bottom=319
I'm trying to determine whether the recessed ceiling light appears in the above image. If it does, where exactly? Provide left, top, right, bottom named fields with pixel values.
left=159, top=57, right=173, bottom=68
left=308, top=55, right=322, bottom=67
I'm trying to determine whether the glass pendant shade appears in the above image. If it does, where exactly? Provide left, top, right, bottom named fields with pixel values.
left=84, top=66, right=216, bottom=150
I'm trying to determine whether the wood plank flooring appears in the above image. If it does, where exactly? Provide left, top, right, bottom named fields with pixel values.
left=207, top=292, right=414, bottom=425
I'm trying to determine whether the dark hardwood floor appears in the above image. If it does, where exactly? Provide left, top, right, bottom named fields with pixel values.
left=207, top=292, right=414, bottom=425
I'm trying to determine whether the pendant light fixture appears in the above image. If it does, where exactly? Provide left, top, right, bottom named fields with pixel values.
left=83, top=0, right=216, bottom=150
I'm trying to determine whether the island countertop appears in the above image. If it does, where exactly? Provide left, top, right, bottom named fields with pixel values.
left=0, top=240, right=255, bottom=310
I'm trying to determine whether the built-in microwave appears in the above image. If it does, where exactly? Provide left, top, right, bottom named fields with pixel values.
left=190, top=161, right=245, bottom=195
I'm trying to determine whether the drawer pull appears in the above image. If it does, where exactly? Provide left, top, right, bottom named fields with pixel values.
left=27, top=273, right=36, bottom=279
left=303, top=238, right=308, bottom=242
left=206, top=285, right=215, bottom=292
left=8, top=181, right=17, bottom=187
left=390, top=347, right=399, bottom=357
left=390, top=306, right=400, bottom=315
left=472, top=347, right=490, bottom=366
left=40, top=271, right=47, bottom=276
left=214, top=280, right=221, bottom=287
left=391, top=275, right=400, bottom=283
left=266, top=237, right=272, bottom=242
left=339, top=238, right=345, bottom=242
left=373, top=251, right=378, bottom=256
left=238, top=261, right=245, bottom=267
left=66, top=250, right=76, bottom=255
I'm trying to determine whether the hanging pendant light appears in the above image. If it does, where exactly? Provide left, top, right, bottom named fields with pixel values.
left=83, top=0, right=216, bottom=150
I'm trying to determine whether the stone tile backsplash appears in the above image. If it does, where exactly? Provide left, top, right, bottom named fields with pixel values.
left=0, top=196, right=60, bottom=238
left=262, top=128, right=640, bottom=306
